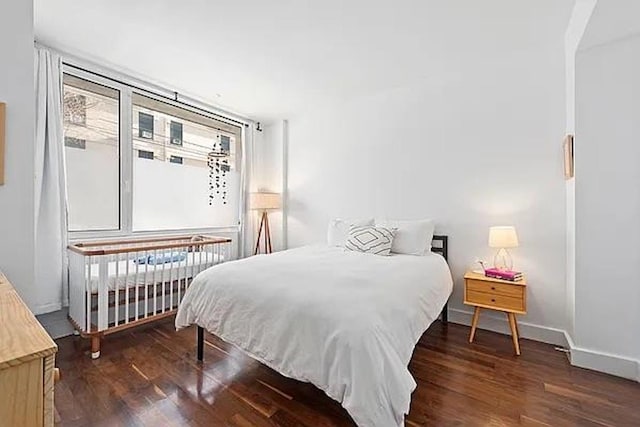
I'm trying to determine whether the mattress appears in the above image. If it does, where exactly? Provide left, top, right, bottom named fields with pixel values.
left=87, top=251, right=222, bottom=293
left=176, top=245, right=452, bottom=427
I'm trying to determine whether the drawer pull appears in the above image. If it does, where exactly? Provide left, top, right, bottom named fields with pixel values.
left=491, top=299, right=496, bottom=303
left=491, top=286, right=496, bottom=290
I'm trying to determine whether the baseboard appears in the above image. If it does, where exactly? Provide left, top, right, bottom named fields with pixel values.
left=34, top=302, right=62, bottom=316
left=448, top=308, right=568, bottom=347
left=564, top=332, right=639, bottom=382
left=449, top=309, right=639, bottom=382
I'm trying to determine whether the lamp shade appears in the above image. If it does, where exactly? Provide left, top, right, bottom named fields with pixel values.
left=250, top=192, right=281, bottom=210
left=488, top=226, right=519, bottom=248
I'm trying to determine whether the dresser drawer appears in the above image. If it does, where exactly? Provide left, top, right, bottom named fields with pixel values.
left=465, top=290, right=525, bottom=313
left=466, top=279, right=524, bottom=298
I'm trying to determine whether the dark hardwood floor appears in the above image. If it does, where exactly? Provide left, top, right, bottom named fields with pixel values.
left=54, top=319, right=640, bottom=426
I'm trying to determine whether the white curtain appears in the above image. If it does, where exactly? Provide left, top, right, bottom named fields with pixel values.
left=34, top=46, right=69, bottom=311
left=240, top=122, right=256, bottom=258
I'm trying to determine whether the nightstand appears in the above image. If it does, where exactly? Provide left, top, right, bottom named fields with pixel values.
left=463, top=271, right=527, bottom=355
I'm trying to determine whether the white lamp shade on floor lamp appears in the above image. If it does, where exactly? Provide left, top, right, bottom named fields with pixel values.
left=250, top=192, right=281, bottom=211
left=488, top=226, right=519, bottom=270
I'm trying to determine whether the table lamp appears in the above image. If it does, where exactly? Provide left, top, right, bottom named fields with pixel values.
left=250, top=192, right=281, bottom=255
left=488, top=226, right=518, bottom=270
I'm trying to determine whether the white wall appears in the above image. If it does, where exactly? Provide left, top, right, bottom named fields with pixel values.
left=574, top=27, right=640, bottom=379
left=254, top=121, right=286, bottom=252
left=286, top=49, right=568, bottom=342
left=0, top=1, right=36, bottom=308
left=564, top=0, right=597, bottom=341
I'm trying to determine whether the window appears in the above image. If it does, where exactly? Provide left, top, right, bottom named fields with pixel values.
left=64, top=136, right=86, bottom=150
left=63, top=74, right=120, bottom=232
left=138, top=112, right=154, bottom=139
left=170, top=121, right=183, bottom=145
left=220, top=134, right=230, bottom=152
left=132, top=93, right=241, bottom=231
left=138, top=150, right=154, bottom=160
left=61, top=68, right=244, bottom=236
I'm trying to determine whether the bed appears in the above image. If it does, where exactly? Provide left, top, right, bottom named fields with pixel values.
left=175, top=235, right=452, bottom=427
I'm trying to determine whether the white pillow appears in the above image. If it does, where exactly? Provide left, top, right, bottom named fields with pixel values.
left=327, top=218, right=374, bottom=247
left=376, top=219, right=435, bottom=255
left=344, top=225, right=396, bottom=256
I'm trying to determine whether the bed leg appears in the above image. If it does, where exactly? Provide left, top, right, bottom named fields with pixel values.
left=197, top=326, right=204, bottom=362
left=441, top=302, right=448, bottom=324
left=91, top=335, right=101, bottom=359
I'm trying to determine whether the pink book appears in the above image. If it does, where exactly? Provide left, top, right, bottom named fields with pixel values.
left=485, top=268, right=523, bottom=281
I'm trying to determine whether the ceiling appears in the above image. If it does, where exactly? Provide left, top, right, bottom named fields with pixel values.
left=580, top=0, right=640, bottom=51
left=35, top=0, right=574, bottom=122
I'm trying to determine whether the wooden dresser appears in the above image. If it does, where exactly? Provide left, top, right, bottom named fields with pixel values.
left=0, top=273, right=57, bottom=426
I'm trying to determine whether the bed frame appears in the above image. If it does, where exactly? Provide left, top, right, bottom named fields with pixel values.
left=196, top=235, right=450, bottom=362
left=431, top=235, right=449, bottom=323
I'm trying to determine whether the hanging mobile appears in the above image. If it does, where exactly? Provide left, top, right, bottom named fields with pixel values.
left=207, top=134, right=230, bottom=204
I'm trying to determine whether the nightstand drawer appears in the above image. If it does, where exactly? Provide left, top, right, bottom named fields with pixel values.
left=465, top=290, right=524, bottom=312
left=466, top=279, right=524, bottom=298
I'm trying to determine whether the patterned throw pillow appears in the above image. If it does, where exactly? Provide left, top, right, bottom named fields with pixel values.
left=344, top=225, right=396, bottom=256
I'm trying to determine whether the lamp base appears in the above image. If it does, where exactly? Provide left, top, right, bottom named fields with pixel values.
left=494, top=248, right=513, bottom=271
left=254, top=210, right=273, bottom=255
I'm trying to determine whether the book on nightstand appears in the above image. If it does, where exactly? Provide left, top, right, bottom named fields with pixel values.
left=484, top=268, right=523, bottom=282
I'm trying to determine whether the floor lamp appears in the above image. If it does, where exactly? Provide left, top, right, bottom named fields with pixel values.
left=250, top=192, right=281, bottom=255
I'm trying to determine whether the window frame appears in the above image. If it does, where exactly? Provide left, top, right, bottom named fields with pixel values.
left=63, top=69, right=125, bottom=236
left=63, top=64, right=247, bottom=241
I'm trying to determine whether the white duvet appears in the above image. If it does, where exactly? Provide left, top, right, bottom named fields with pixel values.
left=175, top=245, right=452, bottom=426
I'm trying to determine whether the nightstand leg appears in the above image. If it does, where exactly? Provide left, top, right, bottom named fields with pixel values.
left=507, top=312, right=520, bottom=355
left=469, top=306, right=481, bottom=343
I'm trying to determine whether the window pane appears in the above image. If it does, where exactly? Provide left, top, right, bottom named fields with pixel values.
left=170, top=121, right=183, bottom=145
left=64, top=136, right=86, bottom=150
left=138, top=150, right=154, bottom=160
left=63, top=74, right=120, bottom=231
left=131, top=94, right=242, bottom=230
left=138, top=112, right=154, bottom=139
